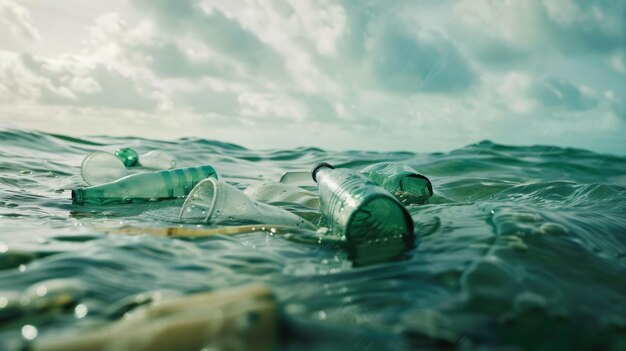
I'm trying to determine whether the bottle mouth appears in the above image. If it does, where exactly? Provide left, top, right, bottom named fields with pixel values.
left=71, top=188, right=83, bottom=203
left=311, top=162, right=334, bottom=183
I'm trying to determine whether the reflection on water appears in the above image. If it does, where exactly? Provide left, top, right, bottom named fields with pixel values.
left=1, top=131, right=626, bottom=350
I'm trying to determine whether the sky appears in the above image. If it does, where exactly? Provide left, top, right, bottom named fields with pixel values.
left=0, top=0, right=624, bottom=153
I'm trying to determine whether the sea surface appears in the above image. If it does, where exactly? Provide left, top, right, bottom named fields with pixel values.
left=1, top=129, right=625, bottom=350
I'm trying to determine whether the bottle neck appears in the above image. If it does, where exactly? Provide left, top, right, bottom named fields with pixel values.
left=312, top=162, right=334, bottom=183
left=315, top=166, right=332, bottom=182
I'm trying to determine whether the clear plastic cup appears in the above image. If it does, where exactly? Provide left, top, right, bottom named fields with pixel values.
left=179, top=178, right=316, bottom=230
left=139, top=150, right=177, bottom=169
left=80, top=151, right=128, bottom=186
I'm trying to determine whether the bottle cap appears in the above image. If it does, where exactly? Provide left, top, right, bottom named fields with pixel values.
left=311, top=162, right=334, bottom=183
left=115, top=148, right=139, bottom=167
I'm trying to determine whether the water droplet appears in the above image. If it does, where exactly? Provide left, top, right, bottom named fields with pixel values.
left=21, top=325, right=38, bottom=340
left=36, top=286, right=47, bottom=297
left=74, top=304, right=88, bottom=319
left=0, top=296, right=8, bottom=308
left=0, top=242, right=7, bottom=253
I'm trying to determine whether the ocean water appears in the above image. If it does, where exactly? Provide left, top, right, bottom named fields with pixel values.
left=1, top=129, right=625, bottom=350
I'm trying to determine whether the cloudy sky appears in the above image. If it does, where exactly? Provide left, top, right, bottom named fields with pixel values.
left=0, top=0, right=624, bottom=153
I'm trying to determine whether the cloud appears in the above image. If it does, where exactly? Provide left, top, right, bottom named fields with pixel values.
left=238, top=92, right=308, bottom=121
left=494, top=72, right=538, bottom=114
left=491, top=72, right=602, bottom=115
left=130, top=0, right=286, bottom=81
left=0, top=53, right=159, bottom=111
left=609, top=51, right=626, bottom=74
left=0, top=0, right=40, bottom=41
left=1, top=0, right=625, bottom=154
left=452, top=0, right=625, bottom=63
left=366, top=22, right=475, bottom=94
left=39, top=63, right=159, bottom=111
left=0, top=53, right=46, bottom=101
left=532, top=77, right=597, bottom=111
left=145, top=42, right=241, bottom=80
left=297, top=1, right=476, bottom=95
left=203, top=0, right=476, bottom=96
left=172, top=85, right=239, bottom=115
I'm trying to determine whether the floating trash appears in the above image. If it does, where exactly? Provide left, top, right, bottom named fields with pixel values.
left=360, top=162, right=433, bottom=205
left=180, top=178, right=316, bottom=230
left=81, top=152, right=128, bottom=186
left=72, top=165, right=218, bottom=204
left=81, top=149, right=178, bottom=186
left=114, top=148, right=139, bottom=167
left=312, top=162, right=414, bottom=246
left=115, top=148, right=177, bottom=169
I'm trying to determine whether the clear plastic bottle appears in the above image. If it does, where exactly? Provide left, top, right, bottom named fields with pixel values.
left=360, top=162, right=433, bottom=205
left=312, top=163, right=414, bottom=245
left=138, top=150, right=177, bottom=169
left=72, top=165, right=218, bottom=204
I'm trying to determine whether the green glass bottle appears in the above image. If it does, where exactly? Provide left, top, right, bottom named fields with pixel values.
left=115, top=148, right=178, bottom=169
left=360, top=163, right=433, bottom=205
left=115, top=147, right=139, bottom=167
left=311, top=163, right=414, bottom=245
left=72, top=165, right=218, bottom=204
